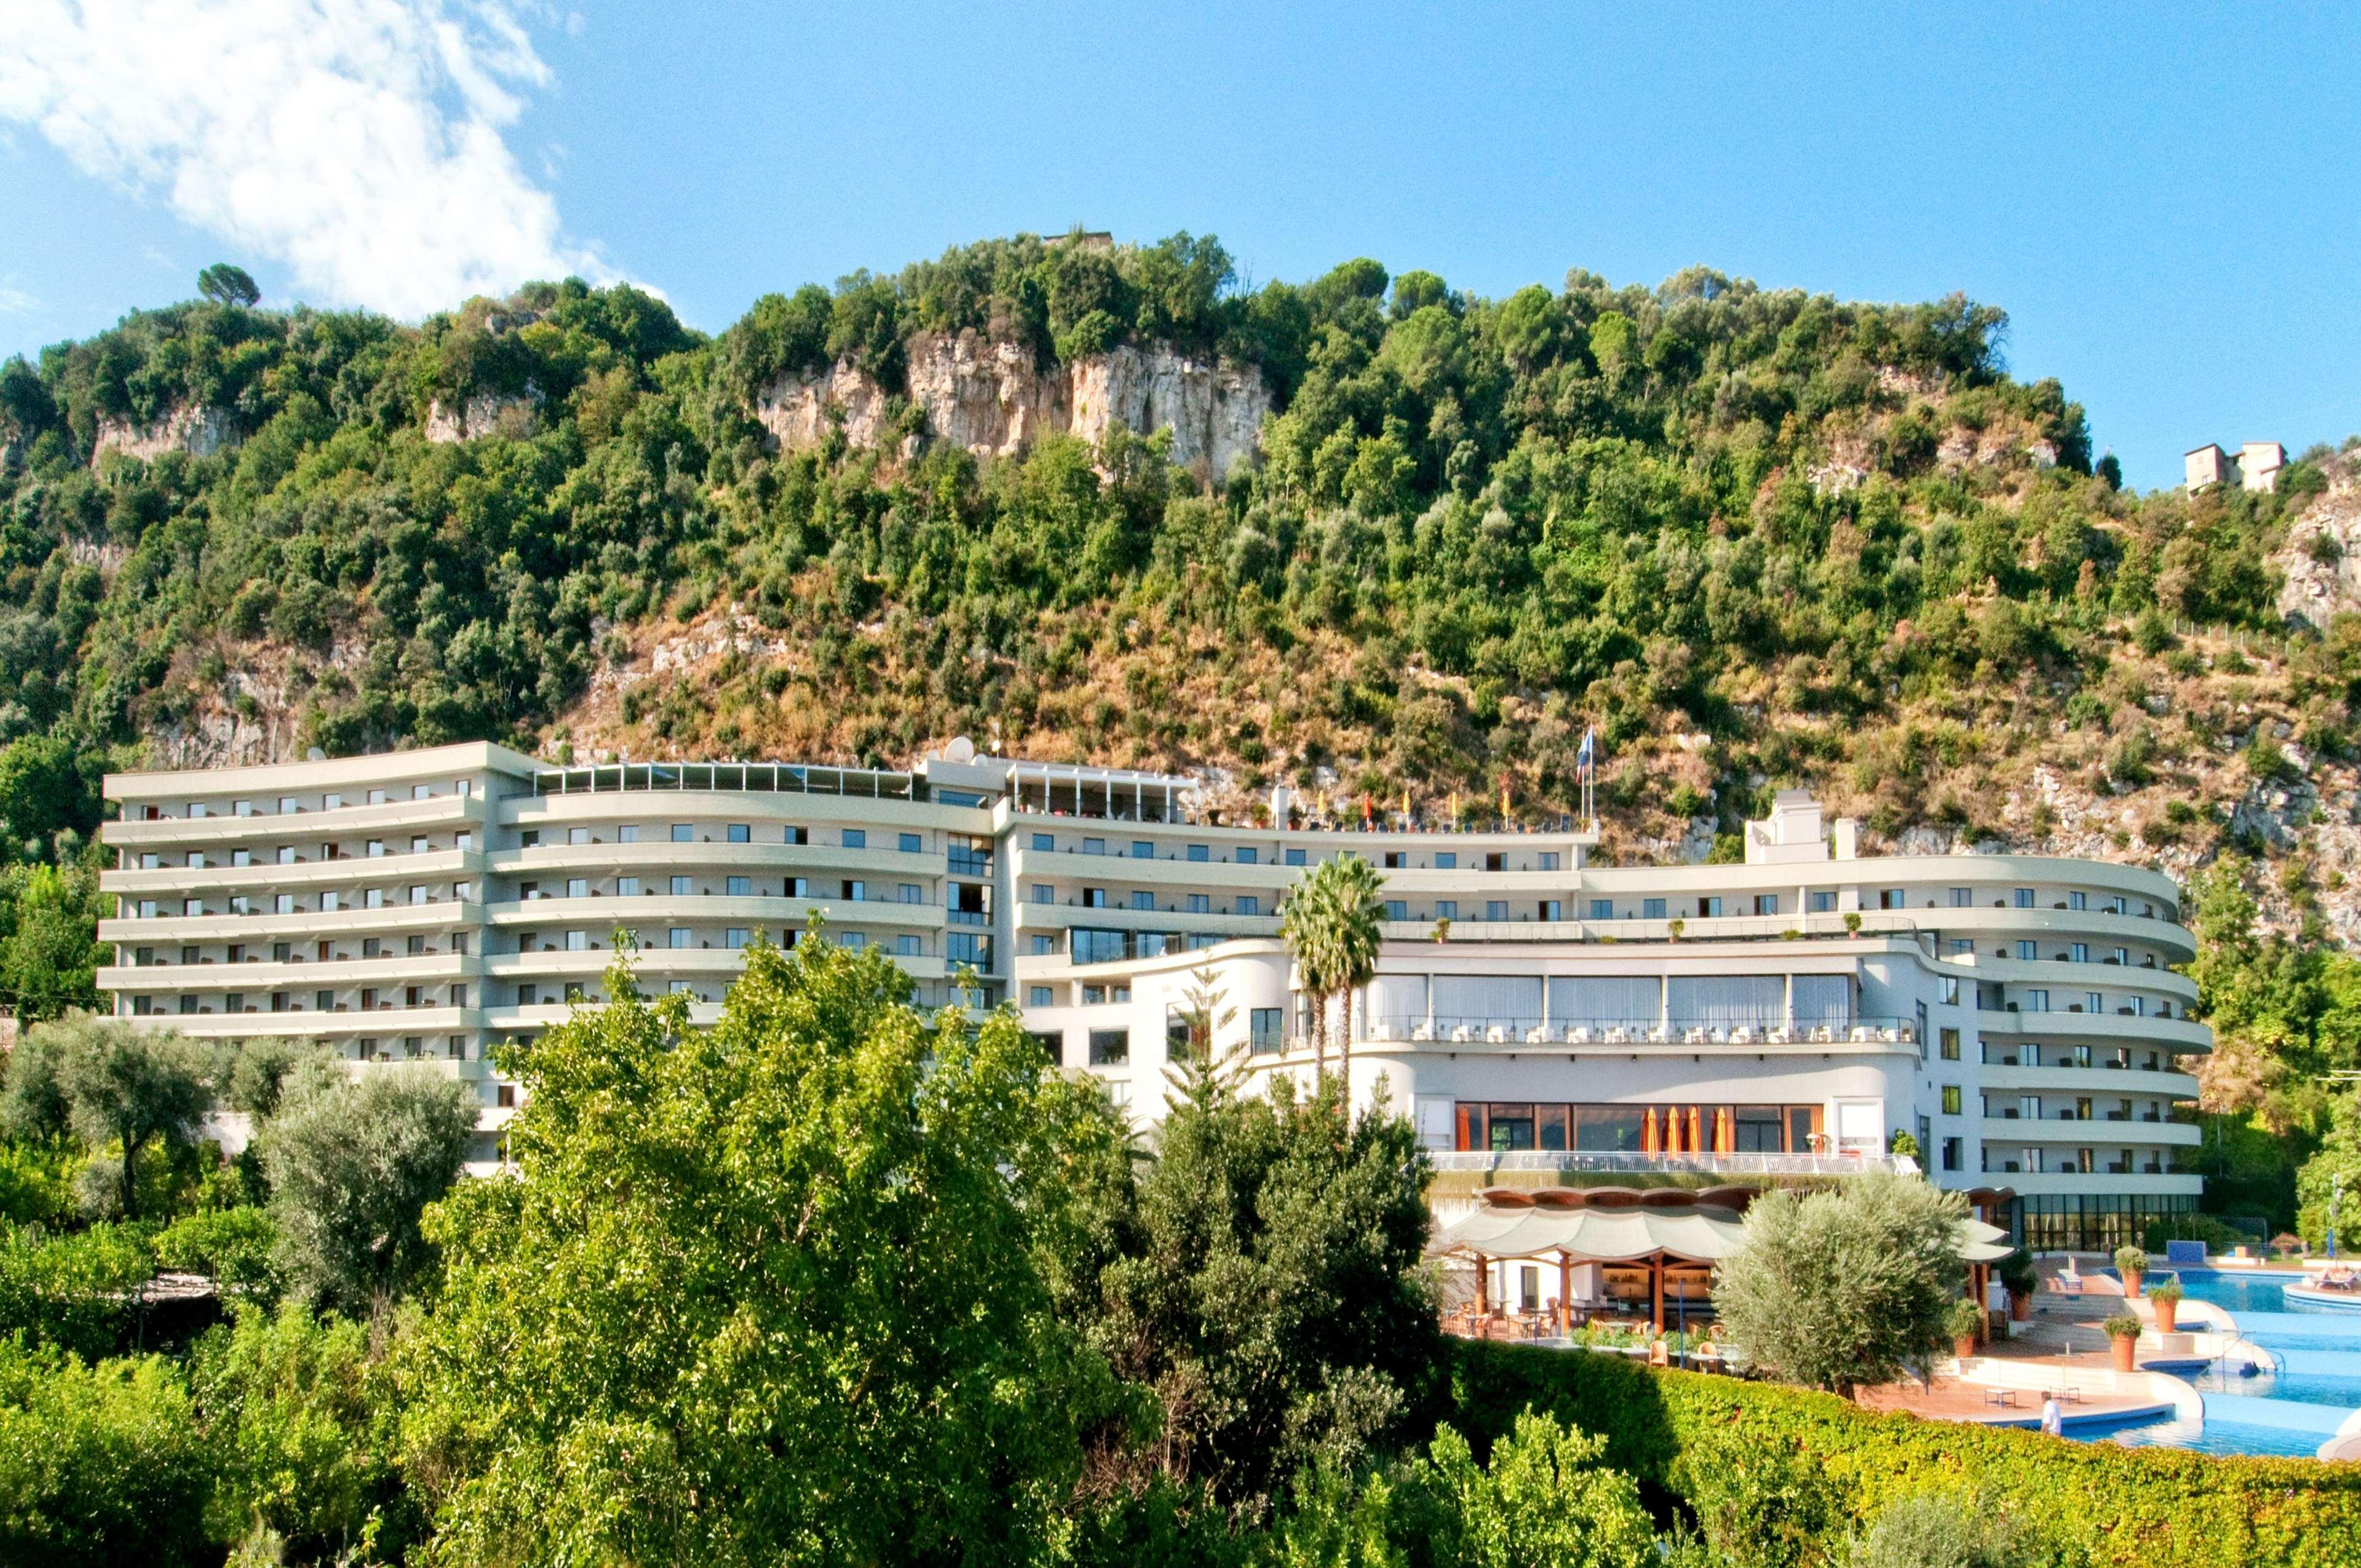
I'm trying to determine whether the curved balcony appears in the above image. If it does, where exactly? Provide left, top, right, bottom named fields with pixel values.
left=99, top=900, right=488, bottom=946
left=101, top=791, right=485, bottom=847
left=1977, top=1115, right=2200, bottom=1147
left=485, top=893, right=940, bottom=932
left=1972, top=1010, right=2211, bottom=1054
left=104, top=848, right=483, bottom=897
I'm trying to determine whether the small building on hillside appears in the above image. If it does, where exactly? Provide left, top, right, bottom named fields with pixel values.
left=2185, top=441, right=2286, bottom=495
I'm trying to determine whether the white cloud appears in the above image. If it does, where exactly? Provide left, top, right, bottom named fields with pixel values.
left=0, top=287, right=37, bottom=315
left=0, top=0, right=614, bottom=319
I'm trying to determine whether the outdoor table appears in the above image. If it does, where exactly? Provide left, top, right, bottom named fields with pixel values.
left=1982, top=1388, right=2020, bottom=1409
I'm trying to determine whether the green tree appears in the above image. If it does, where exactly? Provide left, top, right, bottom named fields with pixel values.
left=1403, top=1414, right=1656, bottom=1568
left=1712, top=1173, right=1967, bottom=1398
left=259, top=1067, right=474, bottom=1313
left=394, top=938, right=1117, bottom=1566
left=1282, top=853, right=1386, bottom=1078
left=2296, top=1091, right=2361, bottom=1251
left=0, top=1339, right=215, bottom=1568
left=1, top=864, right=109, bottom=1022
left=1842, top=1491, right=2052, bottom=1568
left=1093, top=1070, right=1439, bottom=1519
left=2, top=1015, right=209, bottom=1221
left=196, top=263, right=260, bottom=308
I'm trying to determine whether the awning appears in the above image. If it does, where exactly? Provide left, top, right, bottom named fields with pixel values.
left=1434, top=1201, right=2015, bottom=1266
left=1432, top=1206, right=1748, bottom=1263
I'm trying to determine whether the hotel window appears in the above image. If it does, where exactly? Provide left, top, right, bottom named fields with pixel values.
left=2069, top=890, right=2088, bottom=911
left=1539, top=900, right=1561, bottom=921
left=1438, top=900, right=1458, bottom=921
left=1033, top=833, right=1055, bottom=852
left=1435, top=852, right=1457, bottom=870
left=1483, top=900, right=1506, bottom=921
left=618, top=877, right=641, bottom=897
left=843, top=830, right=866, bottom=849
left=278, top=797, right=299, bottom=814
left=895, top=935, right=919, bottom=956
left=1030, top=884, right=1054, bottom=905
left=566, top=878, right=588, bottom=899
left=521, top=831, right=541, bottom=849
left=568, top=827, right=590, bottom=846
left=232, top=848, right=252, bottom=868
left=367, top=839, right=385, bottom=858
left=1539, top=852, right=1560, bottom=871
left=1131, top=890, right=1155, bottom=911
left=1879, top=889, right=1903, bottom=909
left=1384, top=900, right=1408, bottom=921
left=902, top=833, right=924, bottom=854
left=1237, top=848, right=1260, bottom=866
left=1186, top=844, right=1209, bottom=862
left=726, top=929, right=750, bottom=949
left=226, top=992, right=245, bottom=1015
left=1642, top=898, right=1665, bottom=919
left=1082, top=837, right=1105, bottom=856
left=1697, top=897, right=1723, bottom=918
left=2025, top=989, right=2049, bottom=1012
left=1938, top=976, right=1959, bottom=1005
left=274, top=894, right=294, bottom=915
left=1950, top=887, right=1972, bottom=908
left=1754, top=893, right=1779, bottom=916
left=1088, top=1029, right=1129, bottom=1066
left=1187, top=894, right=1210, bottom=914
left=1810, top=891, right=1836, bottom=913
left=1250, top=1007, right=1284, bottom=1055
left=1589, top=899, right=1612, bottom=920
left=317, top=989, right=333, bottom=1011
left=1384, top=851, right=1405, bottom=869
left=409, top=886, right=428, bottom=906
left=619, top=825, right=640, bottom=843
left=1030, top=986, right=1055, bottom=1007
left=1940, top=1085, right=1962, bottom=1115
left=2084, top=992, right=2102, bottom=1015
left=786, top=826, right=809, bottom=845
left=670, top=876, right=691, bottom=896
left=2071, top=943, right=2089, bottom=963
left=1031, top=935, right=1054, bottom=956
left=1285, top=849, right=1307, bottom=866
left=563, top=931, right=587, bottom=952
left=899, top=884, right=921, bottom=904
left=726, top=876, right=752, bottom=897
left=2014, top=888, right=2034, bottom=909
left=668, top=928, right=691, bottom=949
left=2016, top=940, right=2036, bottom=960
left=1940, top=1027, right=1961, bottom=1060
left=1239, top=896, right=1262, bottom=916
left=728, top=824, right=750, bottom=844
left=1942, top=1137, right=1962, bottom=1172
left=363, top=889, right=384, bottom=910
left=1082, top=887, right=1106, bottom=909
left=671, top=824, right=692, bottom=842
left=448, top=1036, right=466, bottom=1060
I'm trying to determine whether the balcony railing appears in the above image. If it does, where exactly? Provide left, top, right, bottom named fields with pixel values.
left=1343, top=1014, right=1914, bottom=1048
left=1429, top=1150, right=1910, bottom=1177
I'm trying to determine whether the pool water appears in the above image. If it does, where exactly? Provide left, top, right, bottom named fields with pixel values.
left=2074, top=1269, right=2361, bottom=1457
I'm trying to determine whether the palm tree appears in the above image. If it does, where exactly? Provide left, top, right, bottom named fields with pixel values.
left=1282, top=855, right=1387, bottom=1083
left=1280, top=873, right=1335, bottom=1075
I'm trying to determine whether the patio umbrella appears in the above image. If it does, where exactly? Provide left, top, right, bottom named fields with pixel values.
left=1688, top=1106, right=1703, bottom=1152
left=1715, top=1107, right=1733, bottom=1154
left=1641, top=1107, right=1658, bottom=1153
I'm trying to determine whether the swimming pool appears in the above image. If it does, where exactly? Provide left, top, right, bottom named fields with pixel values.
left=2081, top=1268, right=2361, bottom=1456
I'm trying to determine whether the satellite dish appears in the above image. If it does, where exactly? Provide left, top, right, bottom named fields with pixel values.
left=306, top=747, right=326, bottom=762
left=943, top=735, right=977, bottom=763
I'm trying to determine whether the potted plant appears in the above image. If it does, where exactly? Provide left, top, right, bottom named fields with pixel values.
left=2105, top=1313, right=2143, bottom=1371
left=2114, top=1245, right=2149, bottom=1301
left=1667, top=917, right=1686, bottom=942
left=1843, top=911, right=1863, bottom=935
left=2146, top=1278, right=2183, bottom=1335
left=1998, top=1247, right=2039, bottom=1322
left=1946, top=1297, right=1985, bottom=1360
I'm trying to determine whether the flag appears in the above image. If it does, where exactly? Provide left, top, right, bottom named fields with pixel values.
left=1576, top=727, right=1596, bottom=778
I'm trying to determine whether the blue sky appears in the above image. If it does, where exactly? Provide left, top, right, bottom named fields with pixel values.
left=4, top=2, right=2355, bottom=490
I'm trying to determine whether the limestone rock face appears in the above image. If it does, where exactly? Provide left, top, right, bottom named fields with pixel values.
left=90, top=403, right=239, bottom=468
left=2274, top=458, right=2361, bottom=628
left=754, top=332, right=1272, bottom=480
left=425, top=386, right=544, bottom=443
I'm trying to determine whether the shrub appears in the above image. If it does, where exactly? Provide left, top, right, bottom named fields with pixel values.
left=2146, top=1280, right=2183, bottom=1307
left=2113, top=1246, right=2148, bottom=1278
left=0, top=1339, right=214, bottom=1567
left=1445, top=1342, right=2361, bottom=1567
left=1843, top=1490, right=2049, bottom=1568
left=1945, top=1298, right=1985, bottom=1342
left=2103, top=1314, right=2143, bottom=1342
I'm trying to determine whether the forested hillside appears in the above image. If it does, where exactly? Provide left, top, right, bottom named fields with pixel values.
left=4, top=230, right=2360, bottom=1223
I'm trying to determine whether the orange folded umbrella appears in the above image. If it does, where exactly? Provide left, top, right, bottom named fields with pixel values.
left=1641, top=1107, right=1658, bottom=1153
left=1688, top=1106, right=1703, bottom=1152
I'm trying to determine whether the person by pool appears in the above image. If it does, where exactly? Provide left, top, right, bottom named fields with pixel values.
left=2041, top=1396, right=2063, bottom=1437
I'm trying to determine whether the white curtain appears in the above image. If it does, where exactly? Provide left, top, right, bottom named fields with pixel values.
left=1546, top=976, right=1661, bottom=1028
left=1367, top=974, right=1430, bottom=1030
left=1667, top=975, right=1785, bottom=1028
left=1792, top=975, right=1852, bottom=1029
left=1432, top=975, right=1544, bottom=1028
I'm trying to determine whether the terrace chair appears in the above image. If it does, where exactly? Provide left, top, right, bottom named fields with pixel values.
left=1486, top=1025, right=1510, bottom=1044
left=1605, top=1026, right=1630, bottom=1044
left=1767, top=1025, right=1793, bottom=1044
left=1569, top=1026, right=1595, bottom=1045
left=1370, top=1019, right=1397, bottom=1043
left=1731, top=1025, right=1755, bottom=1045
left=1849, top=1025, right=1872, bottom=1043
left=1525, top=1024, right=1552, bottom=1045
left=1411, top=1020, right=1437, bottom=1042
left=1709, top=1027, right=1730, bottom=1045
left=1646, top=1024, right=1670, bottom=1043
left=1683, top=1026, right=1707, bottom=1045
left=1450, top=1024, right=1475, bottom=1044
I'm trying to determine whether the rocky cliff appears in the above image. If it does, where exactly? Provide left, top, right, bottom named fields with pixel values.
left=756, top=331, right=1271, bottom=479
left=89, top=403, right=240, bottom=468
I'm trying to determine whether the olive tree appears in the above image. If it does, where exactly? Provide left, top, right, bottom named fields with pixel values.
left=259, top=1067, right=474, bottom=1312
left=1712, top=1174, right=1967, bottom=1398
left=1, top=1015, right=209, bottom=1220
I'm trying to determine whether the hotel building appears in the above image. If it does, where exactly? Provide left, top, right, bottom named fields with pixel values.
left=94, top=742, right=2207, bottom=1250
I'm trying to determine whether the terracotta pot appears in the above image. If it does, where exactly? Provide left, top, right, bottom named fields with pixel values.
left=2009, top=1291, right=2032, bottom=1322
left=2122, top=1271, right=2143, bottom=1301
left=2154, top=1301, right=2176, bottom=1335
left=1954, top=1335, right=1978, bottom=1361
left=2111, top=1334, right=2138, bottom=1372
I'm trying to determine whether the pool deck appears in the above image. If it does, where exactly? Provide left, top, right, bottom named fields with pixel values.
left=1857, top=1371, right=2172, bottom=1428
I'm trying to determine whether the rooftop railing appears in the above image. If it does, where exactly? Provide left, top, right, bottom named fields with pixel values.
left=1428, top=1150, right=1908, bottom=1177
left=1344, top=1014, right=1913, bottom=1048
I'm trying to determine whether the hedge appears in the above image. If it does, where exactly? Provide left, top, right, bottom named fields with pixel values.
left=1444, top=1341, right=2361, bottom=1568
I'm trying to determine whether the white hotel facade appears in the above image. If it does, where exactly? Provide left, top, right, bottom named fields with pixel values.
left=95, top=742, right=2207, bottom=1251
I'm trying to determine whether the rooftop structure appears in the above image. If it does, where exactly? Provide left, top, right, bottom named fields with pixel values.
left=95, top=742, right=2207, bottom=1250
left=2185, top=441, right=2286, bottom=495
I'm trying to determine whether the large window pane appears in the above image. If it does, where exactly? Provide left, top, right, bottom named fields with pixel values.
left=1667, top=975, right=1785, bottom=1028
left=1547, top=976, right=1660, bottom=1029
